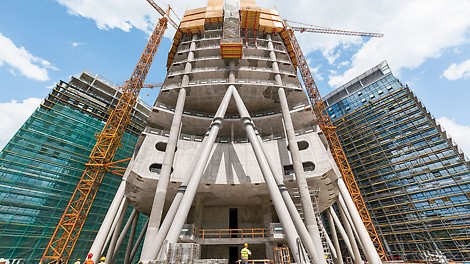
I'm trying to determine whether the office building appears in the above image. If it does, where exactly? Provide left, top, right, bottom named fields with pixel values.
left=324, top=61, right=470, bottom=261
left=0, top=71, right=150, bottom=263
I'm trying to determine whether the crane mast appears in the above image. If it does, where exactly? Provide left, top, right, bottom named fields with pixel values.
left=285, top=26, right=388, bottom=261
left=40, top=14, right=169, bottom=264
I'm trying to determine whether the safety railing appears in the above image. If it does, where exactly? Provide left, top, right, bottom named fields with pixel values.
left=235, top=260, right=273, bottom=263
left=199, top=228, right=270, bottom=239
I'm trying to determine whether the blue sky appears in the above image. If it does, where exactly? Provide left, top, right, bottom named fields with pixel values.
left=0, top=0, right=469, bottom=154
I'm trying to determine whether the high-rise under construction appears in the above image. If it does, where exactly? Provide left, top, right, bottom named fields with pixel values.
left=3, top=0, right=469, bottom=264
left=88, top=1, right=384, bottom=264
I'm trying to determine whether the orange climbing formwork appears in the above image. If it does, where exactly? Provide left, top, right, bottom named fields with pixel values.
left=206, top=0, right=223, bottom=24
left=220, top=42, right=243, bottom=58
left=259, top=8, right=283, bottom=34
left=180, top=7, right=206, bottom=34
left=279, top=29, right=298, bottom=68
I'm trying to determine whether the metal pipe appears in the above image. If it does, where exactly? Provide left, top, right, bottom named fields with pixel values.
left=279, top=87, right=326, bottom=263
left=327, top=209, right=343, bottom=264
left=337, top=199, right=362, bottom=264
left=112, top=209, right=138, bottom=262
left=328, top=207, right=355, bottom=260
left=89, top=181, right=126, bottom=261
left=231, top=88, right=305, bottom=263
left=338, top=179, right=382, bottom=264
left=105, top=198, right=129, bottom=264
left=164, top=85, right=234, bottom=246
left=124, top=211, right=139, bottom=264
left=140, top=87, right=186, bottom=260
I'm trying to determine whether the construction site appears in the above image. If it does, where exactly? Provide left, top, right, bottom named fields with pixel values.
left=0, top=0, right=469, bottom=264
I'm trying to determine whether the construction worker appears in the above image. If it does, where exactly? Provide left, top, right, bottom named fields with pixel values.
left=99, top=256, right=106, bottom=264
left=85, top=253, right=94, bottom=264
left=240, top=243, right=252, bottom=264
left=0, top=258, right=8, bottom=264
left=73, top=258, right=81, bottom=264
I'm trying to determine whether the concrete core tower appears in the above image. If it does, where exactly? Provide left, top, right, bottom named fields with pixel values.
left=88, top=0, right=383, bottom=263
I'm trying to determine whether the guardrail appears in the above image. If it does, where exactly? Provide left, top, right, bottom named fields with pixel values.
left=199, top=228, right=270, bottom=239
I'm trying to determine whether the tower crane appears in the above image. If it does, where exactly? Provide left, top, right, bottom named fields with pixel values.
left=283, top=21, right=388, bottom=260
left=40, top=2, right=178, bottom=263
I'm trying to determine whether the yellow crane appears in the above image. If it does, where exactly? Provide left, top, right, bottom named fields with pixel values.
left=40, top=2, right=178, bottom=263
left=282, top=21, right=388, bottom=260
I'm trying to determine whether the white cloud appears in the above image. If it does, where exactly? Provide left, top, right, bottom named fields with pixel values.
left=55, top=0, right=470, bottom=87
left=310, top=66, right=324, bottom=81
left=56, top=0, right=207, bottom=38
left=254, top=0, right=470, bottom=86
left=0, top=33, right=57, bottom=81
left=442, top=59, right=470, bottom=80
left=437, top=117, right=470, bottom=157
left=0, top=98, right=43, bottom=150
left=72, top=42, right=84, bottom=47
left=323, top=0, right=470, bottom=87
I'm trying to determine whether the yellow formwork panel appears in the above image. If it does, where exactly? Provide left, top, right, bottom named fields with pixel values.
left=240, top=0, right=256, bottom=8
left=183, top=7, right=206, bottom=18
left=220, top=43, right=243, bottom=59
left=240, top=8, right=261, bottom=29
left=205, top=9, right=223, bottom=23
left=258, top=8, right=283, bottom=33
left=279, top=29, right=298, bottom=68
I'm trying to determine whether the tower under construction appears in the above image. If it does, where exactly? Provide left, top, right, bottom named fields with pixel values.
left=88, top=0, right=384, bottom=263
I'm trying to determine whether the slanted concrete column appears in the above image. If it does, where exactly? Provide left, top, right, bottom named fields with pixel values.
left=89, top=181, right=126, bottom=262
left=337, top=200, right=362, bottom=264
left=266, top=32, right=324, bottom=263
left=338, top=179, right=382, bottom=264
left=327, top=209, right=343, bottom=264
left=124, top=211, right=139, bottom=264
left=142, top=136, right=210, bottom=262
left=338, top=195, right=363, bottom=250
left=232, top=87, right=309, bottom=264
left=105, top=199, right=129, bottom=264
left=278, top=87, right=326, bottom=264
left=328, top=207, right=356, bottom=261
left=164, top=85, right=235, bottom=245
left=140, top=87, right=187, bottom=260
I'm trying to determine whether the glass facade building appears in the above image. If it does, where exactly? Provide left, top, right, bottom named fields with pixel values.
left=323, top=61, right=470, bottom=261
left=0, top=71, right=150, bottom=263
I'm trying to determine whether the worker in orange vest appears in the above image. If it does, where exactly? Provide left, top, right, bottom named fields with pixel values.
left=85, top=253, right=94, bottom=264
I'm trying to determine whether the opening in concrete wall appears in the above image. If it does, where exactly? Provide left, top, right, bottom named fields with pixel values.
left=302, top=162, right=315, bottom=172
left=156, top=141, right=177, bottom=152
left=287, top=140, right=310, bottom=151
left=149, top=163, right=174, bottom=174
left=283, top=165, right=294, bottom=176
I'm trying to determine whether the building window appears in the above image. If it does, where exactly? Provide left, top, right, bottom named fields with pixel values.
left=302, top=162, right=315, bottom=172
left=155, top=142, right=167, bottom=152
